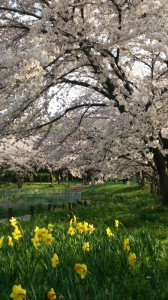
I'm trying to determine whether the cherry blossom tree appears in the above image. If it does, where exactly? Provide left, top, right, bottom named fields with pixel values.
left=0, top=0, right=168, bottom=202
left=0, top=136, right=44, bottom=187
left=41, top=105, right=154, bottom=181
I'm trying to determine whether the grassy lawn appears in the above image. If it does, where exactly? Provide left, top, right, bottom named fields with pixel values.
left=0, top=181, right=168, bottom=299
left=0, top=180, right=81, bottom=190
left=0, top=181, right=80, bottom=218
left=79, top=182, right=168, bottom=240
left=0, top=181, right=167, bottom=237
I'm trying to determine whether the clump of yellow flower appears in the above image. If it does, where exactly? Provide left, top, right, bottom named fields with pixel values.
left=31, top=226, right=54, bottom=248
left=68, top=216, right=95, bottom=236
left=10, top=217, right=18, bottom=227
left=34, top=227, right=48, bottom=239
left=106, top=227, right=114, bottom=237
left=12, top=226, right=22, bottom=241
left=76, top=221, right=95, bottom=235
left=47, top=288, right=56, bottom=299
left=74, top=263, right=87, bottom=279
left=82, top=242, right=90, bottom=252
left=128, top=252, right=136, bottom=265
left=10, top=284, right=26, bottom=300
left=51, top=253, right=60, bottom=268
left=76, top=222, right=88, bottom=234
left=9, top=217, right=22, bottom=241
left=123, top=238, right=130, bottom=251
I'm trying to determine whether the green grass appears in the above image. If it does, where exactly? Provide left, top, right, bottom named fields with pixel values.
left=78, top=182, right=165, bottom=228
left=0, top=180, right=80, bottom=191
left=0, top=182, right=166, bottom=229
left=0, top=181, right=167, bottom=238
left=81, top=181, right=159, bottom=202
left=0, top=181, right=168, bottom=299
left=0, top=181, right=81, bottom=218
left=0, top=210, right=168, bottom=299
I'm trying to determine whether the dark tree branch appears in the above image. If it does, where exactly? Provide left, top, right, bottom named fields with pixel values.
left=0, top=24, right=30, bottom=31
left=62, top=78, right=108, bottom=97
left=25, top=103, right=107, bottom=133
left=56, top=106, right=91, bottom=146
left=0, top=6, right=41, bottom=19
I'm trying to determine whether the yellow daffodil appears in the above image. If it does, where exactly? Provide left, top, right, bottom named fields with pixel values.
left=83, top=221, right=89, bottom=234
left=82, top=242, right=90, bottom=252
left=106, top=227, right=113, bottom=237
left=8, top=236, right=14, bottom=247
left=76, top=221, right=89, bottom=234
left=34, top=227, right=48, bottom=240
left=12, top=226, right=22, bottom=241
left=48, top=223, right=54, bottom=232
left=34, top=226, right=39, bottom=233
left=0, top=236, right=4, bottom=248
left=115, top=220, right=119, bottom=228
left=68, top=226, right=75, bottom=235
left=10, top=217, right=18, bottom=227
left=128, top=252, right=136, bottom=265
left=76, top=222, right=84, bottom=234
left=51, top=253, right=60, bottom=268
left=44, top=233, right=55, bottom=246
left=73, top=215, right=77, bottom=224
left=47, top=288, right=56, bottom=299
left=74, top=263, right=87, bottom=279
left=76, top=221, right=95, bottom=235
left=88, top=224, right=95, bottom=234
left=31, top=236, right=41, bottom=249
left=10, top=284, right=26, bottom=300
left=70, top=215, right=77, bottom=226
left=123, top=238, right=130, bottom=251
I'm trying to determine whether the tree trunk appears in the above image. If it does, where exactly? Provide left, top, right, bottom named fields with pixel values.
left=153, top=148, right=168, bottom=205
left=49, top=172, right=54, bottom=188
left=150, top=170, right=159, bottom=194
left=138, top=170, right=145, bottom=187
left=17, top=176, right=24, bottom=189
